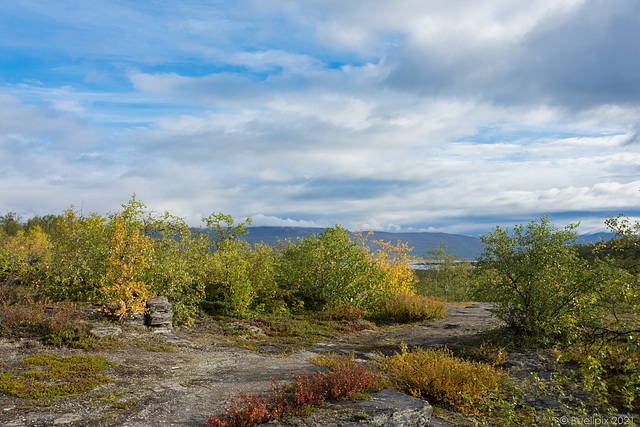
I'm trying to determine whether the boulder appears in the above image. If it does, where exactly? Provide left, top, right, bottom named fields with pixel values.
left=353, top=389, right=433, bottom=427
left=145, top=296, right=173, bottom=329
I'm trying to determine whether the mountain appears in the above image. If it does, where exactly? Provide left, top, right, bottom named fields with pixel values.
left=240, top=226, right=484, bottom=259
left=239, top=227, right=618, bottom=260
left=575, top=232, right=616, bottom=245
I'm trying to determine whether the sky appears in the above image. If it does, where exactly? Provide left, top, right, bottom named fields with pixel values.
left=1, top=0, right=640, bottom=236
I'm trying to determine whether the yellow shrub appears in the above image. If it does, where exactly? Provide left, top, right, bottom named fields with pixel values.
left=0, top=226, right=51, bottom=283
left=373, top=343, right=508, bottom=415
left=469, top=341, right=508, bottom=368
left=379, top=293, right=447, bottom=323
left=100, top=214, right=154, bottom=317
left=353, top=229, right=420, bottom=301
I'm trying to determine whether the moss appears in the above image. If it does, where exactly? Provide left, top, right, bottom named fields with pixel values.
left=0, top=353, right=115, bottom=398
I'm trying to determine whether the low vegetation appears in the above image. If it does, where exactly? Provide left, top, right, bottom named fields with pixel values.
left=373, top=343, right=508, bottom=416
left=204, top=354, right=380, bottom=427
left=1, top=197, right=639, bottom=425
left=0, top=353, right=114, bottom=398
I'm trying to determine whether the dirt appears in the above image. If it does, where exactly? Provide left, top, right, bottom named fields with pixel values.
left=0, top=302, right=503, bottom=427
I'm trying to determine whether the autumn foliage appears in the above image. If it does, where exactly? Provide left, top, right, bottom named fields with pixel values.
left=204, top=356, right=379, bottom=427
left=0, top=195, right=444, bottom=324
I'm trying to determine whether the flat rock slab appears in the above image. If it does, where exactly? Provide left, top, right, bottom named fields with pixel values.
left=257, top=389, right=434, bottom=427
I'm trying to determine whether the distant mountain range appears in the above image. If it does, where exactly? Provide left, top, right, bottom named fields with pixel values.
left=240, top=227, right=616, bottom=260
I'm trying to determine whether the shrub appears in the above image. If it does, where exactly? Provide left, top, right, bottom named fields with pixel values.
left=205, top=355, right=380, bottom=427
left=323, top=356, right=379, bottom=399
left=318, top=303, right=369, bottom=321
left=474, top=216, right=592, bottom=340
left=0, top=225, right=51, bottom=288
left=0, top=294, right=120, bottom=350
left=415, top=243, right=474, bottom=301
left=38, top=207, right=110, bottom=302
left=201, top=240, right=255, bottom=317
left=246, top=243, right=288, bottom=314
left=373, top=293, right=446, bottom=323
left=275, top=226, right=386, bottom=311
left=100, top=212, right=154, bottom=318
left=353, top=229, right=421, bottom=304
left=372, top=343, right=508, bottom=415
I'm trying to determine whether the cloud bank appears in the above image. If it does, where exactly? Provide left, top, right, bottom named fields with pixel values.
left=1, top=0, right=639, bottom=235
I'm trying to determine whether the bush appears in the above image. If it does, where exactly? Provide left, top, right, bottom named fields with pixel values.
left=373, top=343, right=507, bottom=415
left=275, top=226, right=386, bottom=311
left=373, top=293, right=446, bottom=323
left=0, top=292, right=120, bottom=350
left=246, top=243, right=286, bottom=314
left=201, top=240, right=255, bottom=317
left=353, top=229, right=421, bottom=302
left=474, top=216, right=592, bottom=340
left=37, top=207, right=110, bottom=303
left=415, top=243, right=474, bottom=301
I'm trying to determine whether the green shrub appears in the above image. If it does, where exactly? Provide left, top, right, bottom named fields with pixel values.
left=201, top=240, right=254, bottom=317
left=0, top=293, right=120, bottom=350
left=246, top=243, right=288, bottom=314
left=415, top=243, right=474, bottom=301
left=275, top=226, right=387, bottom=312
left=474, top=216, right=593, bottom=340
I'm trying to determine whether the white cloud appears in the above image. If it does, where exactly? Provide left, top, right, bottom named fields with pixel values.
left=1, top=0, right=640, bottom=236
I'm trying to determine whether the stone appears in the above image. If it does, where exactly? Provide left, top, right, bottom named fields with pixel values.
left=354, top=389, right=433, bottom=427
left=53, top=413, right=84, bottom=424
left=145, top=296, right=173, bottom=328
left=89, top=324, right=122, bottom=338
left=256, top=389, right=433, bottom=427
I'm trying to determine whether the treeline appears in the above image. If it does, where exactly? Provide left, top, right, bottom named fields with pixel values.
left=0, top=196, right=437, bottom=325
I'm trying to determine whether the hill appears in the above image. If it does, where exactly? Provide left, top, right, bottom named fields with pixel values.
left=239, top=227, right=617, bottom=260
left=240, top=227, right=484, bottom=259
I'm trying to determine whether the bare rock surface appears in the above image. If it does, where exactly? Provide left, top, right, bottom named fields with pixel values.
left=257, top=389, right=434, bottom=427
left=0, top=303, right=500, bottom=427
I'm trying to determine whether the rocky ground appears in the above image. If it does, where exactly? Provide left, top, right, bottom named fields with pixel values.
left=0, top=303, right=556, bottom=427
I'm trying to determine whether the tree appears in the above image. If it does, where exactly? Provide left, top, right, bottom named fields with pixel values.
left=0, top=212, right=23, bottom=236
left=201, top=212, right=252, bottom=251
left=474, top=216, right=590, bottom=339
left=417, top=243, right=473, bottom=301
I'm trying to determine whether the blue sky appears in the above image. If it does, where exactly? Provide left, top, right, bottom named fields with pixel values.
left=1, top=0, right=639, bottom=236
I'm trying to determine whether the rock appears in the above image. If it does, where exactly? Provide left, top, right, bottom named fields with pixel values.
left=123, top=311, right=145, bottom=326
left=157, top=332, right=195, bottom=348
left=53, top=413, right=84, bottom=424
left=258, top=345, right=282, bottom=353
left=89, top=324, right=122, bottom=338
left=354, top=389, right=433, bottom=427
left=145, top=296, right=173, bottom=329
left=256, top=389, right=433, bottom=427
left=226, top=321, right=266, bottom=336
